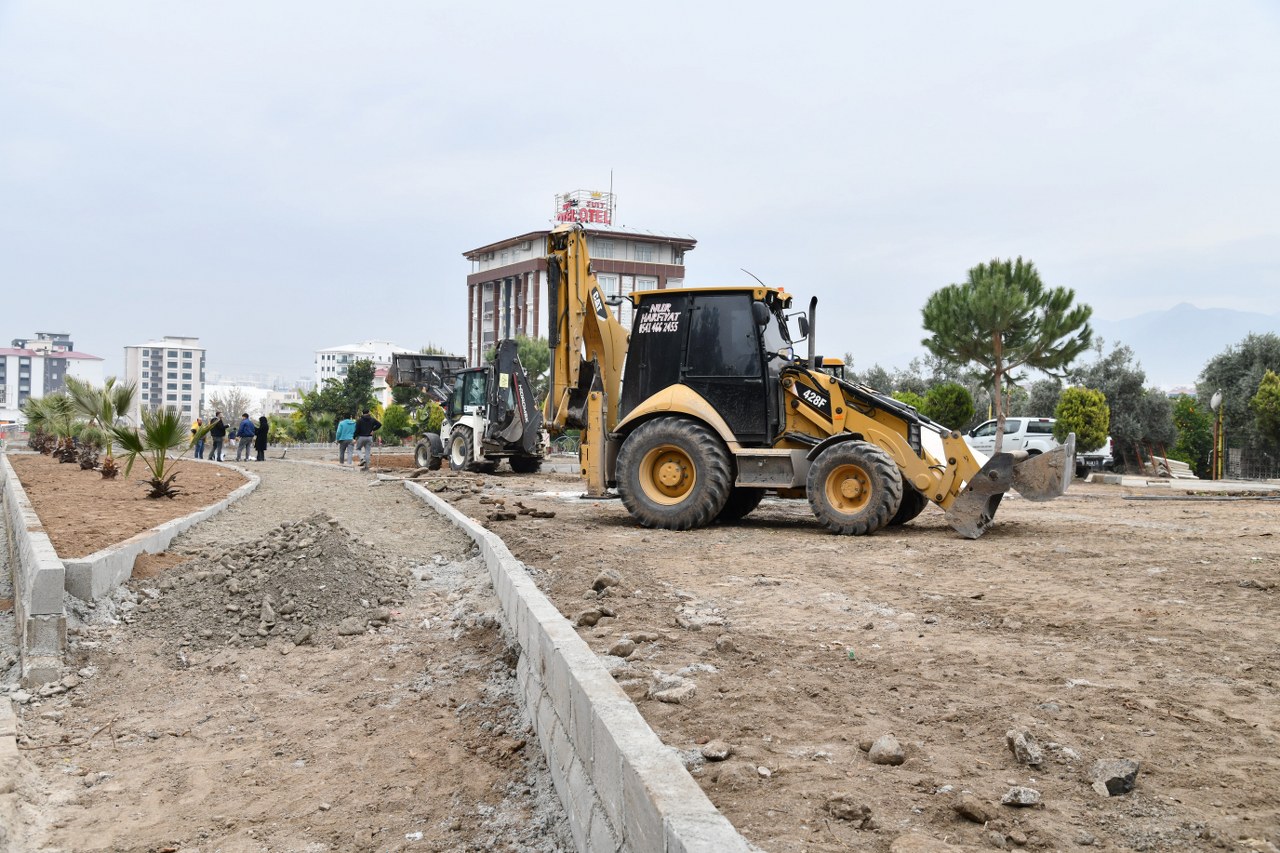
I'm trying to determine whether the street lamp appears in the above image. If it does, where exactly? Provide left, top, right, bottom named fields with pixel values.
left=1210, top=390, right=1223, bottom=480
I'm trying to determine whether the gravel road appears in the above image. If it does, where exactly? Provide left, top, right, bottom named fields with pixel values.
left=11, top=458, right=573, bottom=853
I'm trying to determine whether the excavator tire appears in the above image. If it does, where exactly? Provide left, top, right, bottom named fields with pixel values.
left=617, top=418, right=732, bottom=531
left=448, top=426, right=476, bottom=472
left=806, top=440, right=903, bottom=535
left=887, top=486, right=928, bottom=527
left=414, top=435, right=443, bottom=471
left=716, top=487, right=766, bottom=524
left=509, top=455, right=543, bottom=474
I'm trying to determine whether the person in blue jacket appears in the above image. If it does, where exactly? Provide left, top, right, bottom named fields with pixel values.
left=234, top=413, right=256, bottom=462
left=335, top=413, right=357, bottom=465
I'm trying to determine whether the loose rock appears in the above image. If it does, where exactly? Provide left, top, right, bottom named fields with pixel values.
left=1090, top=758, right=1139, bottom=797
left=1000, top=786, right=1041, bottom=807
left=868, top=734, right=906, bottom=766
left=1005, top=728, right=1044, bottom=767
left=700, top=740, right=732, bottom=761
left=953, top=791, right=993, bottom=824
left=825, top=794, right=875, bottom=829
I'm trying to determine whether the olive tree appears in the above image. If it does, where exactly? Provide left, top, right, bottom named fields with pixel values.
left=922, top=258, right=1092, bottom=452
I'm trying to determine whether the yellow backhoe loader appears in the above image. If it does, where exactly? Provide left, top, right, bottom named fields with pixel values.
left=544, top=224, right=1072, bottom=538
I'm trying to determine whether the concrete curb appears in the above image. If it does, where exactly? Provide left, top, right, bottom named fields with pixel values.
left=62, top=460, right=260, bottom=601
left=403, top=481, right=755, bottom=853
left=1, top=454, right=66, bottom=686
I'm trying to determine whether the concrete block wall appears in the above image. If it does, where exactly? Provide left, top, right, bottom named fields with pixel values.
left=1, top=454, right=66, bottom=686
left=405, top=481, right=755, bottom=853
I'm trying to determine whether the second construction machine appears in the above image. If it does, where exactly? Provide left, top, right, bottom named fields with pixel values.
left=544, top=224, right=1072, bottom=538
left=388, top=340, right=546, bottom=473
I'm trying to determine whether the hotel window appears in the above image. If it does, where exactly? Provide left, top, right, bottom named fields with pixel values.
left=634, top=244, right=654, bottom=262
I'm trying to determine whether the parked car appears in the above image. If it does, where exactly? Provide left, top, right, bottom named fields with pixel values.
left=1076, top=435, right=1115, bottom=477
left=965, top=417, right=1062, bottom=457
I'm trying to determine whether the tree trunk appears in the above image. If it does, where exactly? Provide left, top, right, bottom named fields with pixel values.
left=992, top=334, right=1006, bottom=454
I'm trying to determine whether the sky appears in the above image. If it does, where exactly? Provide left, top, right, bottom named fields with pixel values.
left=3, top=2, right=1278, bottom=385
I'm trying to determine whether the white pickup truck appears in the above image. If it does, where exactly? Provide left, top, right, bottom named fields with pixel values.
left=1075, top=436, right=1115, bottom=476
left=965, top=417, right=1062, bottom=457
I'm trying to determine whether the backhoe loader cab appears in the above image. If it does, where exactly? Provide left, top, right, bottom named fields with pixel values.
left=544, top=223, right=1072, bottom=538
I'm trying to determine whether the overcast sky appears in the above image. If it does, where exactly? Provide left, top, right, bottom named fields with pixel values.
left=3, top=2, right=1278, bottom=384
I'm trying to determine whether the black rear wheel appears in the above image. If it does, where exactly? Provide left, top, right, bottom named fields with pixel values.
left=887, top=486, right=928, bottom=526
left=509, top=455, right=543, bottom=474
left=414, top=437, right=443, bottom=470
left=617, top=419, right=732, bottom=530
left=806, top=440, right=903, bottom=535
left=716, top=487, right=765, bottom=524
left=448, top=426, right=475, bottom=472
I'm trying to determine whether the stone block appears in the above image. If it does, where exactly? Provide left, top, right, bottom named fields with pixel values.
left=665, top=812, right=755, bottom=853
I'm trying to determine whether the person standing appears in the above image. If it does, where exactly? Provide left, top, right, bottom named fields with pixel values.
left=192, top=418, right=205, bottom=459
left=335, top=413, right=357, bottom=466
left=254, top=415, right=269, bottom=462
left=354, top=408, right=381, bottom=470
left=235, top=413, right=256, bottom=462
left=208, top=413, right=227, bottom=462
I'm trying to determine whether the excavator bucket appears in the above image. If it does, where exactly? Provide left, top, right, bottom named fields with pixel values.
left=944, top=434, right=1075, bottom=539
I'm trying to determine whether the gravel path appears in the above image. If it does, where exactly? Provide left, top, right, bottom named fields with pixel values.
left=12, top=458, right=573, bottom=852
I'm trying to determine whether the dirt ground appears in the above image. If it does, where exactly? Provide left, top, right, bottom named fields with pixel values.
left=9, top=454, right=247, bottom=558
left=429, top=472, right=1280, bottom=853
left=7, top=460, right=571, bottom=853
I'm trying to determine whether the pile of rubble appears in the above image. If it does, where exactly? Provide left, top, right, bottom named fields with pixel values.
left=124, top=513, right=413, bottom=652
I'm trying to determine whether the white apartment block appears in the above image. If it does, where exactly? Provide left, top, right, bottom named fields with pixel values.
left=0, top=332, right=104, bottom=425
left=123, top=336, right=207, bottom=422
left=315, top=340, right=413, bottom=386
left=462, top=226, right=696, bottom=366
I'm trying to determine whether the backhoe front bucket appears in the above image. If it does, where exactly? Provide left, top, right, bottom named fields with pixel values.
left=944, top=434, right=1074, bottom=539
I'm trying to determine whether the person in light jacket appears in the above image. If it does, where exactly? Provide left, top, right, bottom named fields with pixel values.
left=335, top=413, right=357, bottom=466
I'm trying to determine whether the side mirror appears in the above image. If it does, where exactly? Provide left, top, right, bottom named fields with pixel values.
left=797, top=315, right=810, bottom=337
left=751, top=301, right=770, bottom=327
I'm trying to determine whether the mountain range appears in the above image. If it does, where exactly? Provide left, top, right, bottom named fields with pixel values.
left=1090, top=304, right=1280, bottom=390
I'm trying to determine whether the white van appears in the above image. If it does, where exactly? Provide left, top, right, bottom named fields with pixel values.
left=965, top=417, right=1062, bottom=456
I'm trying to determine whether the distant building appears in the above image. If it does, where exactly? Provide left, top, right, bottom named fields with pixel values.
left=463, top=226, right=696, bottom=367
left=314, top=340, right=415, bottom=410
left=203, top=383, right=302, bottom=417
left=123, top=336, right=207, bottom=422
left=0, top=332, right=104, bottom=424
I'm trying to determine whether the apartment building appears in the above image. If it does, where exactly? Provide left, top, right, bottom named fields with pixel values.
left=0, top=332, right=104, bottom=424
left=123, top=336, right=207, bottom=421
left=461, top=193, right=695, bottom=366
left=314, top=340, right=415, bottom=409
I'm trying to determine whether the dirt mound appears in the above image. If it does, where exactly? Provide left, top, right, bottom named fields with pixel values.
left=130, top=513, right=412, bottom=653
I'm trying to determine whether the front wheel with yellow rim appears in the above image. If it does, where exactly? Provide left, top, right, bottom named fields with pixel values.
left=616, top=418, right=732, bottom=530
left=806, top=440, right=903, bottom=535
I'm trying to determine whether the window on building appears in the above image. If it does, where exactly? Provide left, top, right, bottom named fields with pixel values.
left=182, top=373, right=191, bottom=380
left=142, top=349, right=149, bottom=357
left=182, top=383, right=191, bottom=390
left=597, top=274, right=619, bottom=297
left=594, top=240, right=615, bottom=259
left=634, top=244, right=654, bottom=262
left=167, top=394, right=177, bottom=401
left=168, top=383, right=177, bottom=390
left=181, top=394, right=191, bottom=401
left=183, top=351, right=192, bottom=358
left=168, top=362, right=177, bottom=369
left=167, top=350, right=177, bottom=357
left=182, top=362, right=192, bottom=369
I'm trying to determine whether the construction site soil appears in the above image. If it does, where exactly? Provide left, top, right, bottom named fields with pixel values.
left=6, top=449, right=1279, bottom=852
left=428, top=469, right=1279, bottom=853
left=6, top=459, right=572, bottom=853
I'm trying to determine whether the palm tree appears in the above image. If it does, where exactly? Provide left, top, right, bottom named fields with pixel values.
left=110, top=408, right=196, bottom=498
left=24, top=393, right=82, bottom=462
left=65, top=376, right=138, bottom=478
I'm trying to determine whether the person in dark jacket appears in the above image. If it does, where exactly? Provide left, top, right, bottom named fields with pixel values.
left=235, top=413, right=256, bottom=462
left=208, top=412, right=227, bottom=462
left=354, top=408, right=381, bottom=470
left=254, top=416, right=269, bottom=461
